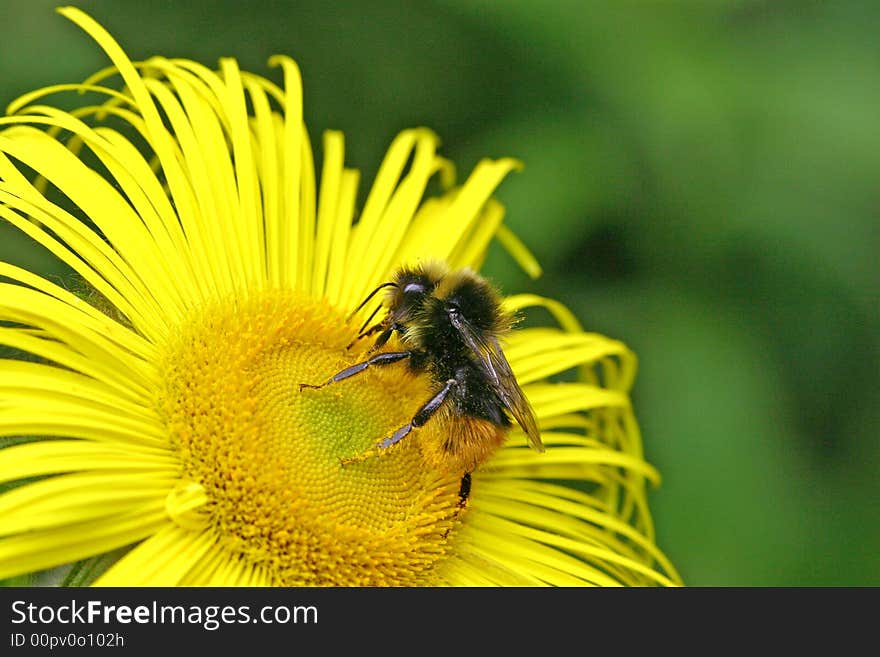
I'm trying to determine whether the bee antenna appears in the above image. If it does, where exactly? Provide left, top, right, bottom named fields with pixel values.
left=347, top=282, right=398, bottom=321
left=356, top=302, right=384, bottom=337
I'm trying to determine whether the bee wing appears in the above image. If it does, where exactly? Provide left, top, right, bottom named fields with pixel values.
left=450, top=315, right=545, bottom=452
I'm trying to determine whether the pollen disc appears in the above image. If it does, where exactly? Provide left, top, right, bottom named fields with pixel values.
left=158, top=292, right=463, bottom=585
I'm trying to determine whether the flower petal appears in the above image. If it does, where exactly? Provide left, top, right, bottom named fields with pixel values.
left=0, top=278, right=155, bottom=374
left=0, top=503, right=168, bottom=580
left=323, top=169, right=360, bottom=306
left=0, top=359, right=159, bottom=424
left=0, top=439, right=176, bottom=485
left=399, top=157, right=521, bottom=265
left=0, top=472, right=173, bottom=536
left=343, top=129, right=443, bottom=307
left=94, top=526, right=216, bottom=586
left=0, top=407, right=167, bottom=447
left=0, top=127, right=172, bottom=320
left=312, top=130, right=346, bottom=297
left=0, top=329, right=149, bottom=404
left=267, top=55, right=304, bottom=289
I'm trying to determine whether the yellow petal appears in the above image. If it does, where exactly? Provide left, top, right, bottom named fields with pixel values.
left=0, top=328, right=151, bottom=403
left=312, top=131, right=346, bottom=298
left=95, top=526, right=216, bottom=586
left=0, top=503, right=169, bottom=580
left=267, top=55, right=303, bottom=289
left=0, top=471, right=173, bottom=536
left=0, top=439, right=176, bottom=485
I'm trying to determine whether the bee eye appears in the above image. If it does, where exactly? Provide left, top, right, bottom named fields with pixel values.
left=403, top=283, right=425, bottom=295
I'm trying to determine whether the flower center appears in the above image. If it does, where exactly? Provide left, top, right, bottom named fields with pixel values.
left=158, top=291, right=464, bottom=585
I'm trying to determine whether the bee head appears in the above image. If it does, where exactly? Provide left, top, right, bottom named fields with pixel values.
left=386, top=264, right=443, bottom=321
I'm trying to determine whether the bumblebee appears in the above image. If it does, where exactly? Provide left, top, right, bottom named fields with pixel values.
left=301, top=261, right=544, bottom=502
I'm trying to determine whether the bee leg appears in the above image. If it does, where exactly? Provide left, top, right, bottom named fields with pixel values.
left=457, top=472, right=472, bottom=507
left=442, top=472, right=472, bottom=538
left=299, top=350, right=411, bottom=391
left=345, top=320, right=404, bottom=353
left=366, top=323, right=401, bottom=354
left=376, top=378, right=457, bottom=449
left=345, top=322, right=384, bottom=350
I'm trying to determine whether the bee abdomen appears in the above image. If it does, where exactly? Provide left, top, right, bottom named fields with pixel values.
left=419, top=412, right=507, bottom=474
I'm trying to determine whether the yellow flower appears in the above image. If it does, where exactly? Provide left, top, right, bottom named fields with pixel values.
left=0, top=7, right=680, bottom=586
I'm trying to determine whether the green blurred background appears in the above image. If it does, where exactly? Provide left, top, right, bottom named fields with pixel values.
left=1, top=0, right=877, bottom=585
